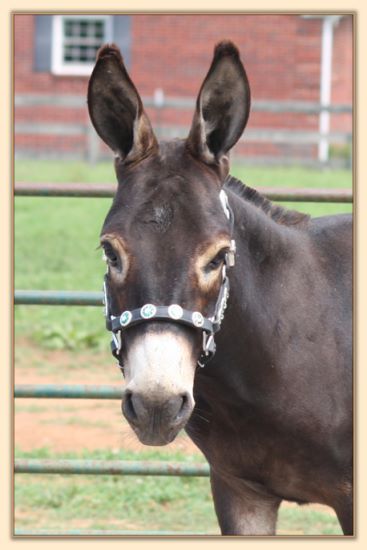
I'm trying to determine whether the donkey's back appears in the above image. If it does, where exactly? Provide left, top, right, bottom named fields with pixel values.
left=310, top=213, right=352, bottom=264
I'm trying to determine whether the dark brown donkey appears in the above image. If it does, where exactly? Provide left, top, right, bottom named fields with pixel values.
left=88, top=41, right=353, bottom=535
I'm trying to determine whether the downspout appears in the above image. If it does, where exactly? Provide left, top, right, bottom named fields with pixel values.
left=318, top=16, right=339, bottom=163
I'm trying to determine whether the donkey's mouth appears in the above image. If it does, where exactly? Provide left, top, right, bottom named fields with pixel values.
left=129, top=423, right=184, bottom=447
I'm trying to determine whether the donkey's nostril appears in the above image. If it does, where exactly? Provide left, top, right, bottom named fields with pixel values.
left=123, top=390, right=138, bottom=422
left=176, top=392, right=191, bottom=421
left=180, top=392, right=188, bottom=410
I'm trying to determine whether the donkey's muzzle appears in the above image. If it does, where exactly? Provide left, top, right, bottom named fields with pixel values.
left=122, top=389, right=194, bottom=445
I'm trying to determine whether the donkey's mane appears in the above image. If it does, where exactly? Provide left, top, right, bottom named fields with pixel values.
left=225, top=176, right=310, bottom=227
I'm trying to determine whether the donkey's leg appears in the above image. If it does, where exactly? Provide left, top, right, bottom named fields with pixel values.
left=334, top=494, right=354, bottom=535
left=210, top=471, right=281, bottom=535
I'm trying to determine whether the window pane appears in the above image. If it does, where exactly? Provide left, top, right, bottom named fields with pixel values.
left=63, top=45, right=73, bottom=61
left=79, top=45, right=87, bottom=61
left=62, top=17, right=107, bottom=65
left=95, top=21, right=104, bottom=39
left=80, top=21, right=88, bottom=38
left=64, top=20, right=73, bottom=37
left=71, top=46, right=81, bottom=60
left=87, top=46, right=98, bottom=61
left=71, top=21, right=81, bottom=37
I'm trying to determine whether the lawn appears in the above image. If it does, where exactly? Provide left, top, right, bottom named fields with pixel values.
left=14, top=448, right=342, bottom=536
left=14, top=160, right=351, bottom=536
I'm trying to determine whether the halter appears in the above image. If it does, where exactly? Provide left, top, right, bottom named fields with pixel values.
left=103, top=189, right=236, bottom=372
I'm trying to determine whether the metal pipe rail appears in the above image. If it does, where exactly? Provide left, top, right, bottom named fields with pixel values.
left=14, top=529, right=204, bottom=536
left=15, top=458, right=210, bottom=477
left=14, top=182, right=353, bottom=203
left=15, top=384, right=122, bottom=399
left=14, top=290, right=103, bottom=306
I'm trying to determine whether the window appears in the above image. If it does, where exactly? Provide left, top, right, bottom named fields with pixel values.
left=51, top=15, right=113, bottom=75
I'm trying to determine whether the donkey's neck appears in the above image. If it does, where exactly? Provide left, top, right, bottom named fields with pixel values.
left=202, top=187, right=313, bottom=401
left=228, top=186, right=305, bottom=264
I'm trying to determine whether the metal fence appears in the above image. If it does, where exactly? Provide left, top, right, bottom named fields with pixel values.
left=14, top=94, right=353, bottom=167
left=15, top=182, right=353, bottom=202
left=14, top=181, right=352, bottom=537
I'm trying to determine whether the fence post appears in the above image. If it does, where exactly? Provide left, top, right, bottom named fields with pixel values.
left=86, top=121, right=99, bottom=165
left=153, top=88, right=165, bottom=139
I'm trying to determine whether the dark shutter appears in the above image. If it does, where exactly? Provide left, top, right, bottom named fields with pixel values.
left=112, top=16, right=131, bottom=68
left=33, top=15, right=52, bottom=72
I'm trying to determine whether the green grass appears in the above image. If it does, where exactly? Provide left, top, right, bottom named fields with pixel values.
left=14, top=448, right=342, bottom=535
left=15, top=159, right=353, bottom=189
left=14, top=160, right=352, bottom=351
left=15, top=447, right=216, bottom=535
left=232, top=164, right=353, bottom=217
left=15, top=160, right=117, bottom=184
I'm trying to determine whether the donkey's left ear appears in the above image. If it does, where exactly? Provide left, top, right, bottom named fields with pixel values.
left=187, top=41, right=251, bottom=177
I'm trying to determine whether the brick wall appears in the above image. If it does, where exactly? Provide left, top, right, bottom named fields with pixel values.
left=14, top=15, right=89, bottom=95
left=132, top=14, right=322, bottom=132
left=14, top=14, right=353, bottom=162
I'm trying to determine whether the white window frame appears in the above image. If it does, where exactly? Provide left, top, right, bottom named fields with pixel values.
left=51, top=15, right=113, bottom=76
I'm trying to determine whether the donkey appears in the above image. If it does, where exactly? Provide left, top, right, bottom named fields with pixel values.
left=88, top=41, right=353, bottom=535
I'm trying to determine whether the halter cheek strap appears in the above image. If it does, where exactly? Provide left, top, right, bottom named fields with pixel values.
left=102, top=189, right=235, bottom=372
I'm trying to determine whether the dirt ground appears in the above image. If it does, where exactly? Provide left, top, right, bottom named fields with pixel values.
left=14, top=340, right=201, bottom=454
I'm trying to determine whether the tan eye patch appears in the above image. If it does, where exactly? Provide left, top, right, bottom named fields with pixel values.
left=100, top=234, right=130, bottom=283
left=194, top=238, right=230, bottom=291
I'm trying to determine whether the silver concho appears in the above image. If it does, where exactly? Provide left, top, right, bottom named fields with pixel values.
left=120, top=310, right=132, bottom=327
left=168, top=304, right=183, bottom=320
left=140, top=304, right=157, bottom=319
left=192, top=311, right=204, bottom=328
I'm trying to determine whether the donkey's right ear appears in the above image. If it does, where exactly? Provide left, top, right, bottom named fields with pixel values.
left=87, top=44, right=158, bottom=164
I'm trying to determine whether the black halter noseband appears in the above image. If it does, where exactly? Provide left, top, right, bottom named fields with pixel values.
left=103, top=190, right=235, bottom=372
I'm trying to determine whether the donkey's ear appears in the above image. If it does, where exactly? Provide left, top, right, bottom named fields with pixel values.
left=88, top=44, right=158, bottom=164
left=187, top=41, right=250, bottom=176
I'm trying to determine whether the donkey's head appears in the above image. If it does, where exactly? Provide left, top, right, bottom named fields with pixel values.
left=88, top=41, right=250, bottom=445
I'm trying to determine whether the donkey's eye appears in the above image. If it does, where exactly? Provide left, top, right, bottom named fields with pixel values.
left=102, top=242, right=120, bottom=269
left=206, top=250, right=227, bottom=272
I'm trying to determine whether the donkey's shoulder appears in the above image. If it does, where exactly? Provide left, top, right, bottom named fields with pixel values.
left=308, top=213, right=352, bottom=251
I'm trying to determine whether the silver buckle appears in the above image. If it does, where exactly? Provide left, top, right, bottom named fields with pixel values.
left=226, top=239, right=236, bottom=267
left=199, top=332, right=215, bottom=368
left=112, top=331, right=122, bottom=353
left=205, top=333, right=215, bottom=354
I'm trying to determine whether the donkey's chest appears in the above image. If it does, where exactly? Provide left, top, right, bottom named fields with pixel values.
left=186, top=407, right=334, bottom=504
